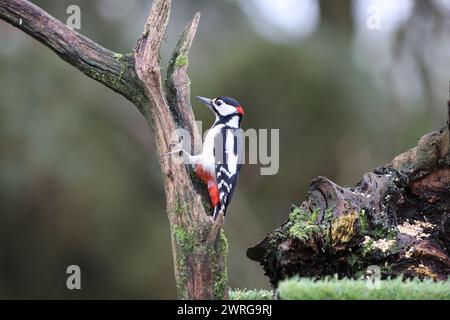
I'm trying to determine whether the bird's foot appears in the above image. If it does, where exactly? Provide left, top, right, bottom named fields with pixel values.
left=163, top=139, right=184, bottom=157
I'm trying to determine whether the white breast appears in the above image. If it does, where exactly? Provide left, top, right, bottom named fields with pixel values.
left=195, top=124, right=223, bottom=175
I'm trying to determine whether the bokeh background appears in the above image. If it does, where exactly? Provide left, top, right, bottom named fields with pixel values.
left=0, top=0, right=449, bottom=299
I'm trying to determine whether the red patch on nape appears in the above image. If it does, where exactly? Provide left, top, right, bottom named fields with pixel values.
left=236, top=105, right=244, bottom=115
left=208, top=183, right=220, bottom=208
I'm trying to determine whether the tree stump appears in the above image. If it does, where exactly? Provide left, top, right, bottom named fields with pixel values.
left=247, top=103, right=450, bottom=287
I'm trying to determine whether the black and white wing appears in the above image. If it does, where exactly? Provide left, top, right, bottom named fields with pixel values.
left=213, top=127, right=243, bottom=219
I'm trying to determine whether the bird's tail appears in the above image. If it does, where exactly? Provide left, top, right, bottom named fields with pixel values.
left=213, top=205, right=225, bottom=220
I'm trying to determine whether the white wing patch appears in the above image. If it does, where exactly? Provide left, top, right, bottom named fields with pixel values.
left=218, top=180, right=231, bottom=192
left=219, top=166, right=233, bottom=178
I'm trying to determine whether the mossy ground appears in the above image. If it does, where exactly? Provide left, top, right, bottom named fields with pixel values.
left=278, top=277, right=450, bottom=300
left=229, top=289, right=274, bottom=300
left=231, top=277, right=450, bottom=300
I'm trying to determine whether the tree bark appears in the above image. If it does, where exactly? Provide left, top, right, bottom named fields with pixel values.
left=0, top=0, right=227, bottom=299
left=248, top=103, right=450, bottom=287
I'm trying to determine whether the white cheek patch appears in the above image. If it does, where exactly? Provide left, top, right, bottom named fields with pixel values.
left=217, top=104, right=236, bottom=116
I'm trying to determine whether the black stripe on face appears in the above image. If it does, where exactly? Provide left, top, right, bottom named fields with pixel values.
left=214, top=114, right=240, bottom=127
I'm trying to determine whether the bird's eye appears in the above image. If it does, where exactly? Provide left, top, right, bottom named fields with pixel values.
left=215, top=99, right=223, bottom=106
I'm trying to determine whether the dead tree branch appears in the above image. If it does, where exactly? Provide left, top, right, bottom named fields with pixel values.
left=0, top=0, right=145, bottom=109
left=0, top=0, right=227, bottom=299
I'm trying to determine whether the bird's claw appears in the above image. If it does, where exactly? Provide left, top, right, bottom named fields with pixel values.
left=163, top=140, right=184, bottom=156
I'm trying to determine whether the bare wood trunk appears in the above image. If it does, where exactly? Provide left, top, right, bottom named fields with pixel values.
left=0, top=0, right=228, bottom=299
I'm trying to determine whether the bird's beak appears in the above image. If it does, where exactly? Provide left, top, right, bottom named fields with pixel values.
left=196, top=96, right=213, bottom=108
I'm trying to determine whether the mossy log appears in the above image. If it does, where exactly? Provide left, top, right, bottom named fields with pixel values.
left=247, top=103, right=450, bottom=287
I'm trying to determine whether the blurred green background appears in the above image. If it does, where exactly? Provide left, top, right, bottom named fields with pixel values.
left=0, top=0, right=448, bottom=298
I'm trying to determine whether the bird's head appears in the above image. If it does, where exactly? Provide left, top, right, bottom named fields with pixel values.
left=196, top=96, right=244, bottom=119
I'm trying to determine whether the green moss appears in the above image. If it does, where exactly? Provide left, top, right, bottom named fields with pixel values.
left=232, top=278, right=450, bottom=300
left=229, top=289, right=273, bottom=300
left=323, top=208, right=334, bottom=223
left=90, top=70, right=101, bottom=80
left=358, top=210, right=398, bottom=241
left=267, top=230, right=288, bottom=253
left=174, top=195, right=186, bottom=216
left=288, top=206, right=304, bottom=222
left=278, top=277, right=450, bottom=300
left=370, top=227, right=388, bottom=239
left=289, top=223, right=321, bottom=241
left=286, top=206, right=339, bottom=245
left=173, top=225, right=229, bottom=299
left=322, top=227, right=331, bottom=247
left=288, top=206, right=322, bottom=241
left=175, top=54, right=189, bottom=67
left=386, top=227, right=399, bottom=240
left=116, top=57, right=130, bottom=83
left=218, top=229, right=228, bottom=255
left=268, top=238, right=279, bottom=249
left=346, top=253, right=362, bottom=269
left=359, top=209, right=369, bottom=232
left=173, top=225, right=195, bottom=297
left=213, top=230, right=229, bottom=299
left=174, top=225, right=192, bottom=246
left=361, top=238, right=374, bottom=257
left=213, top=269, right=228, bottom=299
left=310, top=207, right=320, bottom=223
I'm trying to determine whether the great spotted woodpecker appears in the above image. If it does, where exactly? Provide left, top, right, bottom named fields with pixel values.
left=166, top=96, right=244, bottom=220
